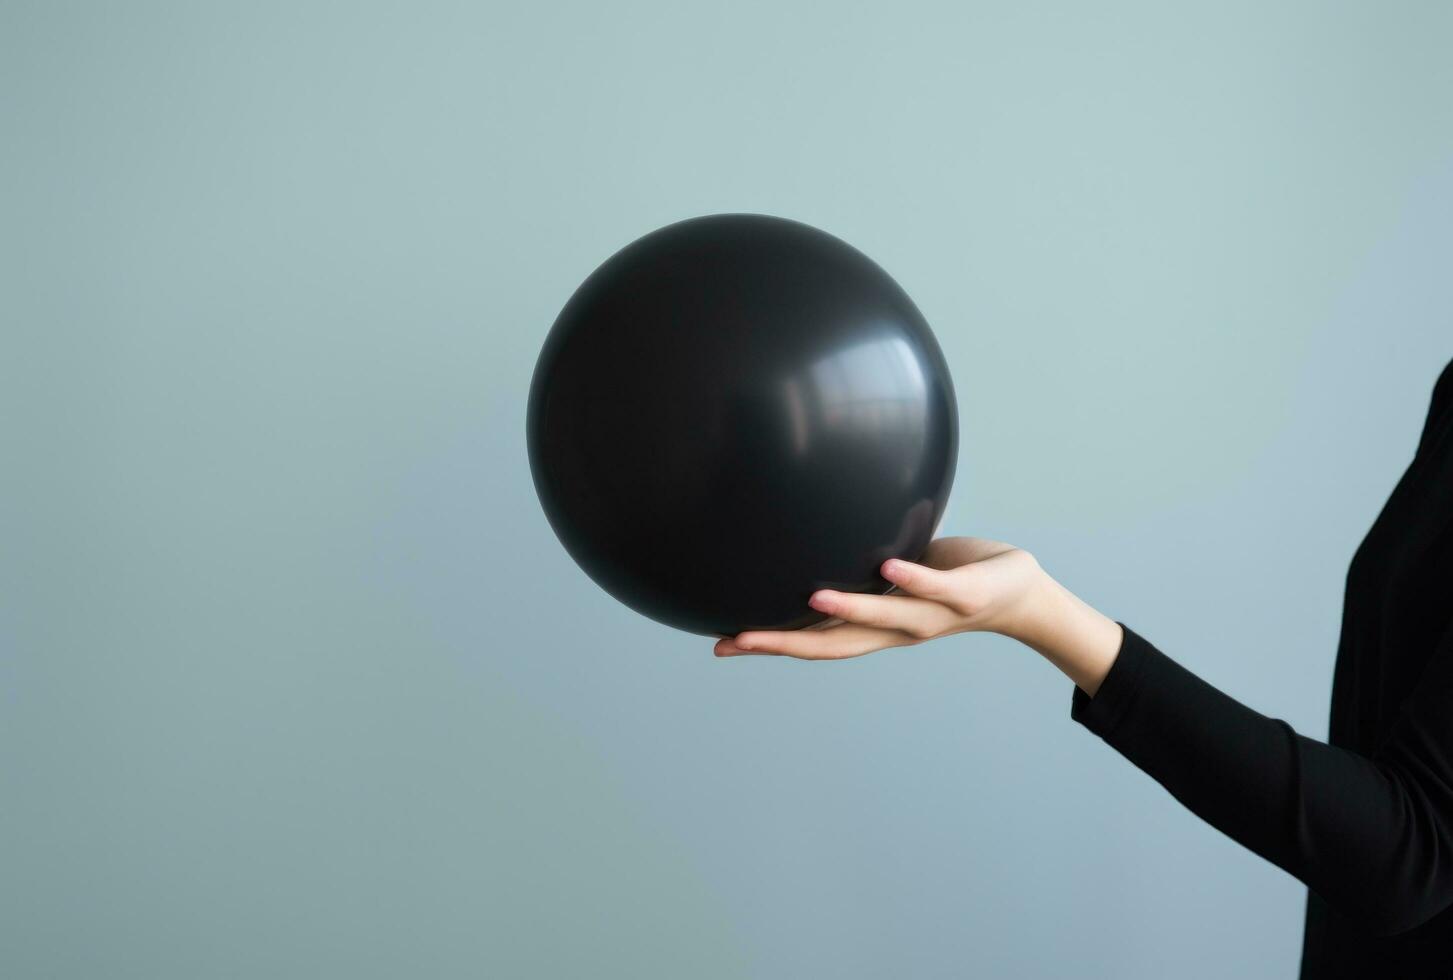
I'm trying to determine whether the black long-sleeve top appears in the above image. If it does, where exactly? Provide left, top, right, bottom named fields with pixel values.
left=1073, top=358, right=1453, bottom=978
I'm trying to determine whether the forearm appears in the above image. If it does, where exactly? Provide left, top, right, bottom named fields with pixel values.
left=1043, top=608, right=1453, bottom=935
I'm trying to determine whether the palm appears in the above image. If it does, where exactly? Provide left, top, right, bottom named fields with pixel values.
left=714, top=537, right=1041, bottom=661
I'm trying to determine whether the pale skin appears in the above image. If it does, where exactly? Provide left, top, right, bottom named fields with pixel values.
left=713, top=537, right=1125, bottom=698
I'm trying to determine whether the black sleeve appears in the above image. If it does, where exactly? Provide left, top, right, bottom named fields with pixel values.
left=1073, top=624, right=1453, bottom=935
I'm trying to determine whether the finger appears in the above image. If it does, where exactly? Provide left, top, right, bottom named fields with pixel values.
left=803, top=614, right=847, bottom=631
left=712, top=617, right=843, bottom=656
left=720, top=623, right=911, bottom=660
left=880, top=558, right=959, bottom=602
left=809, top=589, right=956, bottom=640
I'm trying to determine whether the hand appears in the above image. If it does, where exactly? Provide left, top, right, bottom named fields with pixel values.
left=712, top=536, right=1124, bottom=695
left=713, top=537, right=1047, bottom=660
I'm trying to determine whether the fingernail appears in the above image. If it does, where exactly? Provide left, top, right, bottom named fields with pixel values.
left=735, top=637, right=755, bottom=651
left=809, top=591, right=837, bottom=613
left=883, top=560, right=905, bottom=578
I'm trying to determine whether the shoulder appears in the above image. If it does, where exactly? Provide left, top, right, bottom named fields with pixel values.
left=1418, top=357, right=1453, bottom=456
left=1432, top=357, right=1453, bottom=423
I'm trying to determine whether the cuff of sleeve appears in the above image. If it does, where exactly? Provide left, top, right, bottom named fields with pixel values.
left=1070, top=622, right=1153, bottom=738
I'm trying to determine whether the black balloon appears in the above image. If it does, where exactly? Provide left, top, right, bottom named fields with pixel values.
left=527, top=214, right=958, bottom=637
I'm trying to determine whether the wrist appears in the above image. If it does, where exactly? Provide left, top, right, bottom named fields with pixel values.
left=1006, top=570, right=1123, bottom=696
left=989, top=563, right=1060, bottom=643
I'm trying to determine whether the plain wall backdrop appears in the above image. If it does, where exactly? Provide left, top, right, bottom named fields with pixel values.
left=4, top=2, right=1452, bottom=977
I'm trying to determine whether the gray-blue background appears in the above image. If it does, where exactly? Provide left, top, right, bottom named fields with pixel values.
left=4, top=3, right=1451, bottom=977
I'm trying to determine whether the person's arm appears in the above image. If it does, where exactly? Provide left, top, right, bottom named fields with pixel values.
left=714, top=537, right=1453, bottom=935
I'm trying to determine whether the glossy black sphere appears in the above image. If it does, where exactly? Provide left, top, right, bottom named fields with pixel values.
left=527, top=214, right=958, bottom=637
